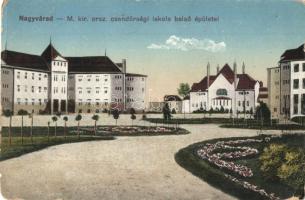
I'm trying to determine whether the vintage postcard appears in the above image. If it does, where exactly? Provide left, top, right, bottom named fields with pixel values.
left=0, top=0, right=305, bottom=199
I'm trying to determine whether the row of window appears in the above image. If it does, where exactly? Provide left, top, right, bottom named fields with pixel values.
left=53, top=87, right=66, bottom=94
left=2, top=84, right=9, bottom=88
left=213, top=99, right=231, bottom=106
left=53, top=61, right=67, bottom=67
left=115, top=87, right=122, bottom=91
left=2, top=97, right=9, bottom=102
left=17, top=85, right=48, bottom=93
left=2, top=70, right=10, bottom=75
left=293, top=78, right=305, bottom=89
left=53, top=75, right=66, bottom=82
left=78, top=88, right=108, bottom=94
left=16, top=98, right=48, bottom=105
left=17, top=71, right=47, bottom=80
left=293, top=94, right=305, bottom=114
left=238, top=91, right=250, bottom=95
left=126, top=87, right=134, bottom=91
left=238, top=101, right=250, bottom=107
left=293, top=63, right=305, bottom=73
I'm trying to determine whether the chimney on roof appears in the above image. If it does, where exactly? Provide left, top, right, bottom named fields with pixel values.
left=217, top=64, right=220, bottom=74
left=242, top=62, right=245, bottom=74
left=122, top=59, right=126, bottom=74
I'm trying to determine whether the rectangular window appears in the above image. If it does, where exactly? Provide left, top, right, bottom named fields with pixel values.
left=293, top=79, right=299, bottom=89
left=294, top=64, right=299, bottom=72
left=294, top=94, right=299, bottom=114
left=303, top=78, right=305, bottom=89
left=32, top=86, right=35, bottom=93
left=303, top=63, right=305, bottom=72
left=302, top=94, right=305, bottom=114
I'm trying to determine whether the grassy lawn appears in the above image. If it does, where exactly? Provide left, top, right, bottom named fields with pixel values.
left=1, top=125, right=188, bottom=161
left=145, top=118, right=305, bottom=130
left=175, top=134, right=305, bottom=200
left=1, top=135, right=115, bottom=161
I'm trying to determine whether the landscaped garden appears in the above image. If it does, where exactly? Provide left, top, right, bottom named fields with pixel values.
left=175, top=134, right=305, bottom=200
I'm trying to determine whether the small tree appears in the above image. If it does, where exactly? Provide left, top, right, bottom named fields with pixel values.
left=142, top=114, right=147, bottom=126
left=52, top=116, right=58, bottom=137
left=75, top=114, right=82, bottom=139
left=209, top=108, right=213, bottom=116
left=92, top=114, right=99, bottom=135
left=112, top=110, right=120, bottom=126
left=255, top=102, right=271, bottom=127
left=177, top=83, right=190, bottom=98
left=18, top=109, right=28, bottom=145
left=3, top=110, right=13, bottom=146
left=63, top=116, right=68, bottom=139
left=131, top=114, right=136, bottom=126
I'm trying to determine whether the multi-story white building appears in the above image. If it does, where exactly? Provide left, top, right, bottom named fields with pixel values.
left=267, top=67, right=280, bottom=119
left=1, top=43, right=147, bottom=115
left=268, top=43, right=305, bottom=119
left=188, top=63, right=262, bottom=115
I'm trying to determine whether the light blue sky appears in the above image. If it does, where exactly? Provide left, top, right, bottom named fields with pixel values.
left=2, top=0, right=305, bottom=100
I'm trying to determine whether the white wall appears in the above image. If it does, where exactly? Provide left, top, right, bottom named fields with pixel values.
left=125, top=76, right=146, bottom=111
left=290, top=60, right=305, bottom=118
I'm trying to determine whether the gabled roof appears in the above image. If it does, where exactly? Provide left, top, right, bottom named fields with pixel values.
left=215, top=63, right=235, bottom=84
left=190, top=76, right=216, bottom=92
left=236, top=74, right=258, bottom=90
left=41, top=43, right=62, bottom=63
left=280, top=44, right=305, bottom=62
left=66, top=56, right=122, bottom=73
left=164, top=95, right=182, bottom=101
left=190, top=63, right=260, bottom=92
left=1, top=50, right=49, bottom=71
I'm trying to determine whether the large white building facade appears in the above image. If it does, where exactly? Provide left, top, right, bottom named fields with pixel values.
left=1, top=43, right=147, bottom=115
left=268, top=43, right=305, bottom=119
left=187, top=63, right=262, bottom=116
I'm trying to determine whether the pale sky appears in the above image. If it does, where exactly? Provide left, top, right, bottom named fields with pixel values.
left=2, top=0, right=305, bottom=101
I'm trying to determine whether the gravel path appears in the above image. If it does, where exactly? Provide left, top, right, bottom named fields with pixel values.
left=0, top=124, right=281, bottom=200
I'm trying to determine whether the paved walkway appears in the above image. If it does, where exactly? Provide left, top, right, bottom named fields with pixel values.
left=0, top=124, right=281, bottom=200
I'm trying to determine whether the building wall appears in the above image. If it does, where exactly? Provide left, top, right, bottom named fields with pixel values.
left=189, top=91, right=208, bottom=112
left=280, top=62, right=291, bottom=118
left=208, top=74, right=235, bottom=111
left=182, top=99, right=190, bottom=113
left=13, top=68, right=49, bottom=114
left=235, top=90, right=255, bottom=113
left=73, top=73, right=112, bottom=113
left=110, top=73, right=124, bottom=111
left=51, top=56, right=68, bottom=114
left=1, top=67, right=14, bottom=112
left=125, top=75, right=146, bottom=111
left=267, top=67, right=281, bottom=119
left=290, top=60, right=305, bottom=118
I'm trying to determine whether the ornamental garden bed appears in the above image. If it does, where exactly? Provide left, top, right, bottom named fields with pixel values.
left=175, top=134, right=305, bottom=200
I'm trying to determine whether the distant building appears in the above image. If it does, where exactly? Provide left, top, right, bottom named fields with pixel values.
left=267, top=67, right=281, bottom=119
left=281, top=44, right=305, bottom=119
left=258, top=86, right=268, bottom=104
left=182, top=95, right=190, bottom=113
left=1, top=42, right=147, bottom=114
left=164, top=95, right=182, bottom=113
left=189, top=63, right=263, bottom=115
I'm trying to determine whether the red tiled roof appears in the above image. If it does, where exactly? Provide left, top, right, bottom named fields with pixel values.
left=236, top=74, right=257, bottom=90
left=41, top=43, right=62, bottom=63
left=190, top=76, right=216, bottom=92
left=190, top=63, right=259, bottom=92
left=216, top=63, right=235, bottom=84
left=280, top=44, right=305, bottom=62
left=1, top=50, right=49, bottom=71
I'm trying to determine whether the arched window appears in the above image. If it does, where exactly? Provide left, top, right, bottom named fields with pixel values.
left=216, top=89, right=228, bottom=96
